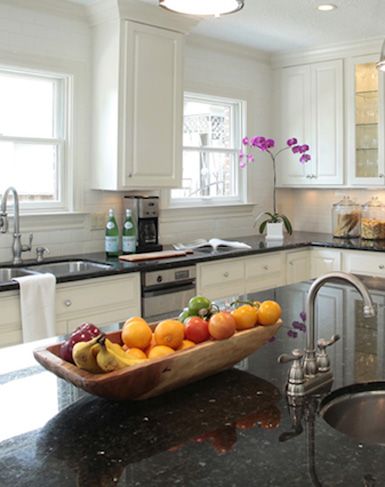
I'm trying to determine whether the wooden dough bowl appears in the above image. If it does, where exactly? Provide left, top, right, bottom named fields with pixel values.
left=33, top=320, right=282, bottom=401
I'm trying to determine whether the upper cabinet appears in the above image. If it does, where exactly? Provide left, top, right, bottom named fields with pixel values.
left=276, top=59, right=344, bottom=187
left=92, top=19, right=183, bottom=190
left=347, top=55, right=385, bottom=186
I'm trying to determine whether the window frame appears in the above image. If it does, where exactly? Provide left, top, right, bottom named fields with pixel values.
left=0, top=66, right=71, bottom=213
left=168, top=91, right=247, bottom=208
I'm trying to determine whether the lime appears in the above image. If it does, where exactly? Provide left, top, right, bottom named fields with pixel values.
left=188, top=296, right=212, bottom=316
left=178, top=308, right=191, bottom=323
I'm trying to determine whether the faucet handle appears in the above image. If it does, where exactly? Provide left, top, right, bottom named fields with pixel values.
left=36, top=246, right=49, bottom=263
left=278, top=349, right=305, bottom=397
left=0, top=212, right=8, bottom=233
left=22, top=233, right=33, bottom=252
left=316, top=334, right=340, bottom=373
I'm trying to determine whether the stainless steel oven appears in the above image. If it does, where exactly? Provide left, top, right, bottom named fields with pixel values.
left=141, top=266, right=196, bottom=322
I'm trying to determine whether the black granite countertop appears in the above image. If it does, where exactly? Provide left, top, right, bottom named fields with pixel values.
left=1, top=278, right=385, bottom=486
left=2, top=231, right=385, bottom=292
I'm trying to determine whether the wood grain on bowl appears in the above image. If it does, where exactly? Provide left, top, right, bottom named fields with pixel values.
left=33, top=320, right=282, bottom=401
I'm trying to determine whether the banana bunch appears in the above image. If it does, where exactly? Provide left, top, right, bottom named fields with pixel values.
left=72, top=335, right=103, bottom=373
left=96, top=336, right=148, bottom=372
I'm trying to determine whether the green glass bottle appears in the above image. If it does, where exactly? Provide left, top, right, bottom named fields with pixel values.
left=105, top=208, right=119, bottom=257
left=122, top=208, right=136, bottom=254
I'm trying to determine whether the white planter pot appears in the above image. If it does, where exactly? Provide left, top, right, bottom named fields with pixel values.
left=265, top=222, right=284, bottom=240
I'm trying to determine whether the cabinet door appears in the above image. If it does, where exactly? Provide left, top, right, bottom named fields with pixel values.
left=310, top=60, right=343, bottom=185
left=347, top=54, right=385, bottom=186
left=197, top=258, right=245, bottom=301
left=0, top=290, right=22, bottom=347
left=122, top=21, right=183, bottom=188
left=286, top=250, right=311, bottom=285
left=310, top=249, right=341, bottom=278
left=277, top=64, right=312, bottom=186
left=244, top=252, right=285, bottom=293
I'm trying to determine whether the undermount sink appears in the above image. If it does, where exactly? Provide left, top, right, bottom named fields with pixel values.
left=0, top=267, right=38, bottom=282
left=25, top=260, right=113, bottom=277
left=320, top=382, right=385, bottom=445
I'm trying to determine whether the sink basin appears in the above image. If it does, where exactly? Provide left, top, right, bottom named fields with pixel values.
left=0, top=267, right=38, bottom=282
left=320, top=382, right=385, bottom=445
left=25, top=260, right=112, bottom=277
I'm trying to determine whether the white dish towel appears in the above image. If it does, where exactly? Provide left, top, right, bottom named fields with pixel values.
left=13, top=273, right=56, bottom=343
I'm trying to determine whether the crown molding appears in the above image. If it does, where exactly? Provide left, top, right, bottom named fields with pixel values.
left=0, top=0, right=88, bottom=21
left=271, top=36, right=384, bottom=69
left=186, top=34, right=271, bottom=64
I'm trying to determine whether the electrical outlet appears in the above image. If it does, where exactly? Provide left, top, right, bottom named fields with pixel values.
left=91, top=212, right=106, bottom=230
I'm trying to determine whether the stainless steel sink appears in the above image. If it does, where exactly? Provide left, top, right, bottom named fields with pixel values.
left=320, top=382, right=385, bottom=445
left=0, top=267, right=38, bottom=282
left=25, top=260, right=112, bottom=277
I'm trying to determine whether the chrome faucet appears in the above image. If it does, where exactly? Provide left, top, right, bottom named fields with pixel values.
left=279, top=271, right=376, bottom=397
left=0, top=186, right=33, bottom=265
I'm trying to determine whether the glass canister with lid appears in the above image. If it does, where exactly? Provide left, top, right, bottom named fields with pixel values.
left=361, top=196, right=385, bottom=239
left=332, top=196, right=361, bottom=238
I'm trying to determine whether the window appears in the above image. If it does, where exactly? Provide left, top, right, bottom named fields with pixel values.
left=0, top=67, right=69, bottom=210
left=171, top=92, right=245, bottom=205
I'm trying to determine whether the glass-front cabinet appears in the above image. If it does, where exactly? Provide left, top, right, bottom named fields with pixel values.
left=348, top=55, right=385, bottom=185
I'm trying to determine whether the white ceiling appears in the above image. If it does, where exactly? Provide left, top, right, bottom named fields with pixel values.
left=68, top=0, right=385, bottom=53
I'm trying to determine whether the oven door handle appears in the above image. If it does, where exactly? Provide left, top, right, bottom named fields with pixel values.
left=143, top=282, right=196, bottom=298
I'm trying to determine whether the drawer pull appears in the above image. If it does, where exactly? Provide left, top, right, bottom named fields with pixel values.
left=289, top=261, right=293, bottom=266
left=223, top=272, right=229, bottom=278
left=379, top=265, right=385, bottom=270
left=264, top=265, right=269, bottom=270
left=64, top=299, right=72, bottom=307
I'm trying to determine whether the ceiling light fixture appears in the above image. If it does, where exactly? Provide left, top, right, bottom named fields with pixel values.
left=377, top=39, right=385, bottom=71
left=317, top=4, right=337, bottom=11
left=159, top=0, right=244, bottom=17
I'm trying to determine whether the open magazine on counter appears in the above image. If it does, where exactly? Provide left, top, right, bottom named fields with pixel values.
left=173, top=238, right=252, bottom=252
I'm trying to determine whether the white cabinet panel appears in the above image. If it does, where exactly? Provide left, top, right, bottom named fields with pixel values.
left=311, top=248, right=341, bottom=278
left=286, top=250, right=311, bottom=285
left=342, top=250, right=385, bottom=277
left=0, top=290, right=22, bottom=348
left=197, top=258, right=245, bottom=301
left=244, top=252, right=286, bottom=293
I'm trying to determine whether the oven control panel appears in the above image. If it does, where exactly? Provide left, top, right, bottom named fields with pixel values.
left=143, top=266, right=196, bottom=288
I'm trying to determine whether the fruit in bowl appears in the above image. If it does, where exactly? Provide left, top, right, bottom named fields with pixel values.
left=59, top=323, right=102, bottom=363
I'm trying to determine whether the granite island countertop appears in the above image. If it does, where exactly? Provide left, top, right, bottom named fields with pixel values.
left=1, top=277, right=385, bottom=486
left=2, top=230, right=385, bottom=292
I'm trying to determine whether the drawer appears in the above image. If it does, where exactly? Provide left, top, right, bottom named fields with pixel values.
left=66, top=305, right=140, bottom=334
left=245, top=253, right=285, bottom=292
left=343, top=251, right=385, bottom=278
left=198, top=258, right=244, bottom=288
left=56, top=274, right=140, bottom=316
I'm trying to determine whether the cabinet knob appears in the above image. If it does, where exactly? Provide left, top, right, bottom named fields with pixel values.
left=263, top=265, right=269, bottom=270
left=64, top=299, right=72, bottom=307
left=379, top=174, right=385, bottom=178
left=289, top=261, right=293, bottom=266
left=127, top=173, right=132, bottom=178
left=379, top=265, right=385, bottom=270
left=306, top=175, right=311, bottom=179
left=223, top=272, right=229, bottom=278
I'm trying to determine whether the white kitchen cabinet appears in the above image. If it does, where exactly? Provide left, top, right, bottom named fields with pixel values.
left=197, top=258, right=245, bottom=301
left=56, top=273, right=141, bottom=335
left=347, top=54, right=385, bottom=186
left=92, top=19, right=183, bottom=190
left=244, top=252, right=286, bottom=293
left=276, top=60, right=343, bottom=186
left=310, top=248, right=341, bottom=278
left=342, top=250, right=385, bottom=278
left=0, top=273, right=141, bottom=348
left=286, top=250, right=311, bottom=284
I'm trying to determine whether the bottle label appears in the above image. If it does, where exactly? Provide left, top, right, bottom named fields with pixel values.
left=123, top=236, right=136, bottom=253
left=124, top=221, right=134, bottom=230
left=106, top=221, right=116, bottom=230
left=105, top=236, right=119, bottom=252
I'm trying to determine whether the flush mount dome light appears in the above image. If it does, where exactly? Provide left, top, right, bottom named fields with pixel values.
left=377, top=39, right=385, bottom=71
left=159, top=0, right=244, bottom=16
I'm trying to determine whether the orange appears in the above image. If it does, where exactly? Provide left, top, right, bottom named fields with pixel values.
left=125, top=347, right=147, bottom=359
left=148, top=345, right=175, bottom=359
left=177, top=339, right=196, bottom=351
left=123, top=316, right=148, bottom=328
left=257, top=300, right=282, bottom=326
left=144, top=334, right=157, bottom=356
left=154, top=319, right=185, bottom=349
left=121, top=318, right=152, bottom=350
left=231, top=304, right=259, bottom=330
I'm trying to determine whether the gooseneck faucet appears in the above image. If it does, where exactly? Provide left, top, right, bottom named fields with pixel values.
left=279, top=271, right=376, bottom=397
left=0, top=186, right=33, bottom=265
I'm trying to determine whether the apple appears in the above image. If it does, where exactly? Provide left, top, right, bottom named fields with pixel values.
left=184, top=316, right=210, bottom=343
left=59, top=323, right=102, bottom=363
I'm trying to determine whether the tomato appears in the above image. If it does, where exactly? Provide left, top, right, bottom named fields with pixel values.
left=208, top=312, right=236, bottom=340
left=184, top=316, right=210, bottom=343
left=257, top=300, right=282, bottom=326
left=231, top=304, right=259, bottom=330
left=188, top=295, right=212, bottom=317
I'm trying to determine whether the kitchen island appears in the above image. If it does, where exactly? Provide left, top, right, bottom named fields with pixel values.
left=1, top=277, right=385, bottom=486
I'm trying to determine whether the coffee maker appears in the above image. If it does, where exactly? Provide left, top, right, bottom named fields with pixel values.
left=123, top=196, right=162, bottom=253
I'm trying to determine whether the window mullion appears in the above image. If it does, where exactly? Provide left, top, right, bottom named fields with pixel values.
left=0, top=135, right=63, bottom=145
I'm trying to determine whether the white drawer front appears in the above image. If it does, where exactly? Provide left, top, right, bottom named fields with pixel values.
left=245, top=253, right=285, bottom=292
left=343, top=251, right=385, bottom=277
left=197, top=258, right=245, bottom=300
